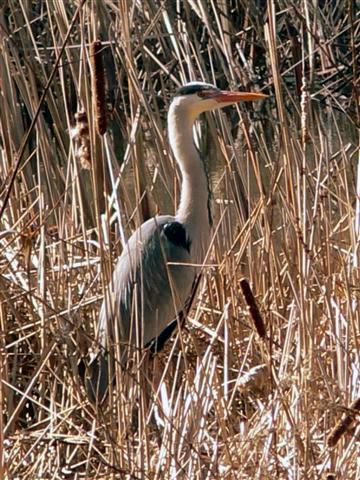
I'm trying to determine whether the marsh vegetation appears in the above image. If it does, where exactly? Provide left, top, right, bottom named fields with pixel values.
left=0, top=1, right=359, bottom=478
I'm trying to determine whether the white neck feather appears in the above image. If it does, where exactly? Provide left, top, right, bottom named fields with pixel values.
left=168, top=103, right=211, bottom=262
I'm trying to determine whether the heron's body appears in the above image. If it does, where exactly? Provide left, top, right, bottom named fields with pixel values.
left=87, top=82, right=266, bottom=400
left=97, top=215, right=196, bottom=350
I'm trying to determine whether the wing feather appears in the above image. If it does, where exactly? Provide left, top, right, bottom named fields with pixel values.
left=97, top=215, right=195, bottom=351
left=87, top=215, right=196, bottom=401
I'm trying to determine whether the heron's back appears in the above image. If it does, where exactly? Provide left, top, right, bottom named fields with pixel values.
left=97, top=215, right=196, bottom=354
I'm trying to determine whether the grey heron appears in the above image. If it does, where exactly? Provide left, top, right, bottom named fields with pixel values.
left=87, top=82, right=267, bottom=401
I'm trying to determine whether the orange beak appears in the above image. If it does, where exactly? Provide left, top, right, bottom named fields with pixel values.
left=214, top=90, right=268, bottom=103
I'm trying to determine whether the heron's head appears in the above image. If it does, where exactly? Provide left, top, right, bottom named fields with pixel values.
left=170, top=81, right=267, bottom=119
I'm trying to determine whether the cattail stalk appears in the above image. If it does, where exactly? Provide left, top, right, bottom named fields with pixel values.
left=240, top=278, right=266, bottom=339
left=327, top=397, right=360, bottom=447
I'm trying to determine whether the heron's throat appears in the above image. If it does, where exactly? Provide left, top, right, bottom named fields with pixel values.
left=168, top=105, right=212, bottom=256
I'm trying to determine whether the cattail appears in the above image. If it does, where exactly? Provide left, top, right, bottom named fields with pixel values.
left=72, top=110, right=91, bottom=169
left=90, top=40, right=107, bottom=136
left=240, top=278, right=266, bottom=338
left=327, top=396, right=360, bottom=447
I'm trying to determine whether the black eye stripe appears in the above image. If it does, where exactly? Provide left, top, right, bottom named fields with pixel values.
left=175, top=84, right=216, bottom=97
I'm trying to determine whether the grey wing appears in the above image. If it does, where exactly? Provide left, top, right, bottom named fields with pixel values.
left=97, top=215, right=195, bottom=352
left=86, top=215, right=195, bottom=401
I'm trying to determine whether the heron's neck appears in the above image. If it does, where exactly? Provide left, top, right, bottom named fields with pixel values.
left=168, top=105, right=211, bottom=258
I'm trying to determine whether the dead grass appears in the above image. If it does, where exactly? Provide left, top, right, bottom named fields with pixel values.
left=0, top=1, right=359, bottom=479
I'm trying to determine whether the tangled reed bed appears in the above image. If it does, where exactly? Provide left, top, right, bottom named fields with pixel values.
left=0, top=1, right=359, bottom=478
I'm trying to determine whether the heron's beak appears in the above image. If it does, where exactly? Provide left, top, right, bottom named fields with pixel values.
left=215, top=90, right=268, bottom=103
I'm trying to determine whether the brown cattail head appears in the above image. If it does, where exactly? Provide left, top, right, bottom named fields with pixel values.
left=327, top=396, right=360, bottom=447
left=90, top=40, right=107, bottom=136
left=73, top=110, right=91, bottom=169
left=240, top=278, right=266, bottom=339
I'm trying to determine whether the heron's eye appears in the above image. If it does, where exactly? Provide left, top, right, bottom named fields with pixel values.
left=198, top=89, right=216, bottom=99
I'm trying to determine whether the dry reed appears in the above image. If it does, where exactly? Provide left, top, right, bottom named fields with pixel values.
left=0, top=1, right=359, bottom=479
